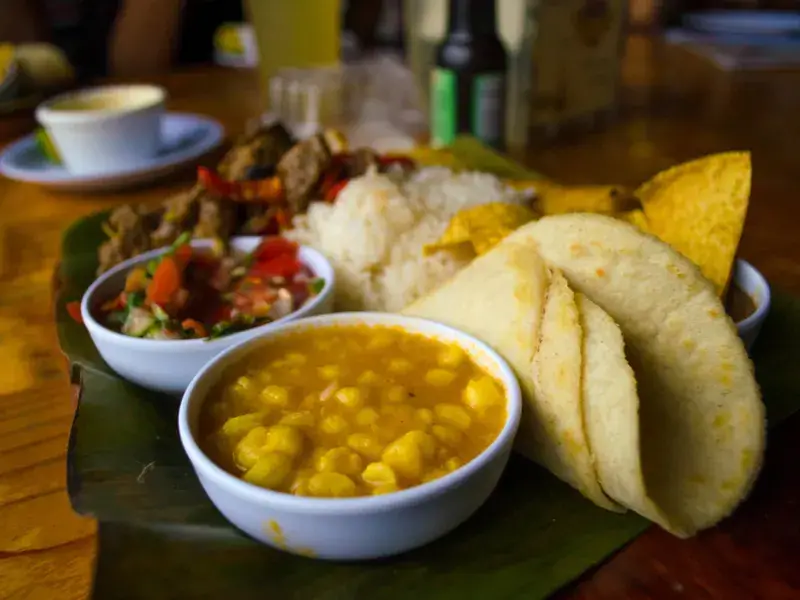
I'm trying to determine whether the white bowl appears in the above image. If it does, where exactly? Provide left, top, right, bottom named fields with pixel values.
left=734, top=258, right=771, bottom=352
left=178, top=312, right=523, bottom=561
left=35, top=84, right=166, bottom=175
left=81, top=237, right=335, bottom=395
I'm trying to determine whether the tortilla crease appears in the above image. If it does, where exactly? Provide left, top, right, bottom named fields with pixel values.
left=514, top=214, right=765, bottom=537
left=635, top=152, right=751, bottom=297
left=402, top=237, right=619, bottom=511
left=533, top=271, right=620, bottom=510
left=576, top=293, right=670, bottom=528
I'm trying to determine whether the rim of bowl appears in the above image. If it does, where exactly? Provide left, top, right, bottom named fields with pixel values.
left=178, top=312, right=523, bottom=515
left=36, top=84, right=166, bottom=123
left=80, top=237, right=335, bottom=351
left=734, top=258, right=771, bottom=330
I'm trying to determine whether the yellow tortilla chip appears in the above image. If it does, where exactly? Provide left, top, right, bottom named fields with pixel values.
left=636, top=152, right=751, bottom=296
left=533, top=183, right=638, bottom=216
left=617, top=209, right=650, bottom=233
left=425, top=203, right=538, bottom=257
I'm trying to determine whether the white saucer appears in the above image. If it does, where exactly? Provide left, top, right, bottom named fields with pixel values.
left=685, top=11, right=800, bottom=36
left=0, top=112, right=225, bottom=192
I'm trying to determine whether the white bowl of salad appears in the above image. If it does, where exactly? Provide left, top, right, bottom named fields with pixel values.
left=81, top=234, right=335, bottom=395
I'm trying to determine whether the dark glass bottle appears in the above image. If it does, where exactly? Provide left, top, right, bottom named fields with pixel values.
left=430, top=0, right=508, bottom=150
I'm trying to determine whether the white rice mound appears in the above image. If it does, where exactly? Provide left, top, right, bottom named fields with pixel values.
left=286, top=167, right=528, bottom=312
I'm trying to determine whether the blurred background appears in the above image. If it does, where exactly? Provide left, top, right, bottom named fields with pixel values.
left=2, top=0, right=800, bottom=151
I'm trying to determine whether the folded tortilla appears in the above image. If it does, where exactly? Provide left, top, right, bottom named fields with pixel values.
left=403, top=235, right=621, bottom=511
left=515, top=213, right=765, bottom=536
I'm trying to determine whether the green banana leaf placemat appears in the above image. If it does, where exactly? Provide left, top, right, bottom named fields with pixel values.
left=56, top=139, right=800, bottom=599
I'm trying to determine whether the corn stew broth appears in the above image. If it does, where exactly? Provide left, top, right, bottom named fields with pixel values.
left=199, top=325, right=507, bottom=498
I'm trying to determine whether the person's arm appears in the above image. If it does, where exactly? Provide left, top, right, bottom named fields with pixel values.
left=0, top=0, right=50, bottom=43
left=108, top=0, right=183, bottom=77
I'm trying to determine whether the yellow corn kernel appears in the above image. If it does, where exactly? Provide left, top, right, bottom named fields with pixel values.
left=321, top=414, right=349, bottom=435
left=234, top=426, right=269, bottom=470
left=403, top=430, right=436, bottom=459
left=307, top=472, right=357, bottom=497
left=251, top=370, right=272, bottom=385
left=232, top=375, right=255, bottom=396
left=314, top=337, right=335, bottom=351
left=367, top=331, right=394, bottom=350
left=372, top=483, right=400, bottom=495
left=299, top=394, right=317, bottom=410
left=383, top=384, right=408, bottom=404
left=425, top=368, right=456, bottom=387
left=311, top=446, right=330, bottom=466
left=387, top=358, right=413, bottom=375
left=279, top=411, right=315, bottom=429
left=382, top=434, right=424, bottom=479
left=463, top=376, right=503, bottom=414
left=285, top=352, right=307, bottom=366
left=415, top=408, right=434, bottom=427
left=289, top=469, right=315, bottom=496
left=357, top=370, right=382, bottom=386
left=259, top=385, right=290, bottom=407
left=431, top=424, right=462, bottom=448
left=316, top=447, right=363, bottom=475
left=437, top=345, right=465, bottom=369
left=347, top=433, right=384, bottom=461
left=263, top=425, right=304, bottom=458
left=243, top=452, right=292, bottom=489
left=356, top=407, right=379, bottom=426
left=221, top=412, right=265, bottom=440
left=361, top=462, right=397, bottom=486
left=435, top=403, right=472, bottom=431
left=423, top=468, right=448, bottom=483
left=335, top=387, right=365, bottom=409
left=269, top=358, right=290, bottom=370
left=445, top=457, right=462, bottom=472
left=318, top=365, right=341, bottom=380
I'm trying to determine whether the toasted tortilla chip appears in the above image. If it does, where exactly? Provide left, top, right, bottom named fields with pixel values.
left=424, top=203, right=538, bottom=257
left=616, top=208, right=649, bottom=233
left=577, top=293, right=671, bottom=527
left=516, top=214, right=765, bottom=537
left=532, top=183, right=638, bottom=216
left=636, top=152, right=751, bottom=296
left=403, top=237, right=619, bottom=511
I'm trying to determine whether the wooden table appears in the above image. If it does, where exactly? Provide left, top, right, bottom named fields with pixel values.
left=1, top=36, right=799, bottom=599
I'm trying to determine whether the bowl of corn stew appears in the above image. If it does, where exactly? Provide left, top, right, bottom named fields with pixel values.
left=178, top=312, right=522, bottom=560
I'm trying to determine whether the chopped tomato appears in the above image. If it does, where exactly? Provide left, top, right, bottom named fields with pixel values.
left=174, top=244, right=193, bottom=264
left=250, top=255, right=302, bottom=279
left=324, top=179, right=349, bottom=203
left=181, top=319, right=207, bottom=338
left=101, top=294, right=125, bottom=312
left=146, top=256, right=183, bottom=307
left=253, top=237, right=298, bottom=262
left=66, top=301, right=83, bottom=324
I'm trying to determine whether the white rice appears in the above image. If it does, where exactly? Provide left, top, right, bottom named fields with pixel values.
left=286, top=167, right=527, bottom=312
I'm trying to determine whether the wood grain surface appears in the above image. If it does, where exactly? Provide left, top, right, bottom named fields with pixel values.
left=1, top=36, right=799, bottom=599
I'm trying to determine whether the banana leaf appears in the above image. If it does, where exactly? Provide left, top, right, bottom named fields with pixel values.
left=56, top=140, right=800, bottom=600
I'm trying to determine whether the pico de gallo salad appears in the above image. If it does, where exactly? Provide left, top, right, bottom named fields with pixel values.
left=89, top=234, right=324, bottom=340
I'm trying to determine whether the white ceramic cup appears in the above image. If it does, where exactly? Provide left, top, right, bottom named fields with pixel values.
left=179, top=312, right=523, bottom=561
left=35, top=84, right=166, bottom=175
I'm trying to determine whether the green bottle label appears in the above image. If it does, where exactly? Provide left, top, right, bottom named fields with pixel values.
left=471, top=73, right=505, bottom=147
left=430, top=68, right=457, bottom=147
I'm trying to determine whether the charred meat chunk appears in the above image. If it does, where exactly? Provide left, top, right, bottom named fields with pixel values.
left=276, top=133, right=332, bottom=213
left=194, top=196, right=237, bottom=240
left=97, top=205, right=152, bottom=274
left=345, top=147, right=379, bottom=178
left=218, top=122, right=295, bottom=181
